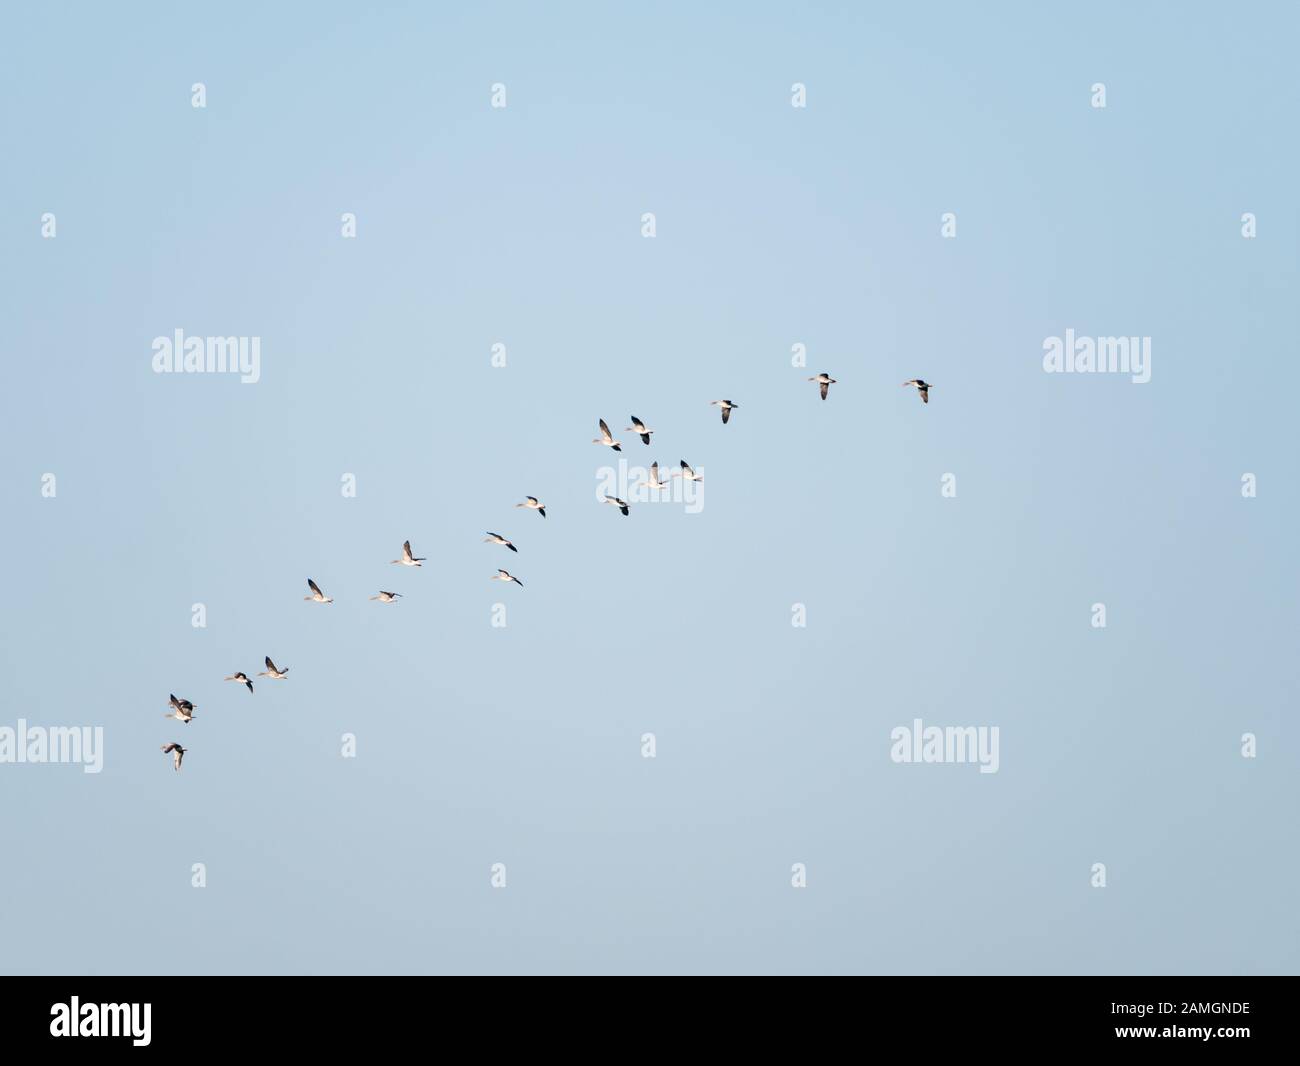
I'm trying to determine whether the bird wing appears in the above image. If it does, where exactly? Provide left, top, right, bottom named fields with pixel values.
left=308, top=578, right=322, bottom=595
left=598, top=418, right=613, bottom=442
left=526, top=496, right=538, bottom=504
left=265, top=656, right=277, bottom=671
left=820, top=381, right=829, bottom=400
left=721, top=406, right=731, bottom=424
left=630, top=416, right=645, bottom=431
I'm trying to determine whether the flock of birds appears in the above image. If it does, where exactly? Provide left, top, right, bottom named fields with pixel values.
left=159, top=378, right=933, bottom=772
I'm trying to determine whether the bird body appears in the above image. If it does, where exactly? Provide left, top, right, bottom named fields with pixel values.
left=593, top=418, right=622, bottom=451
left=257, top=656, right=289, bottom=680
left=164, top=695, right=195, bottom=724
left=641, top=462, right=671, bottom=490
left=902, top=379, right=932, bottom=403
left=710, top=399, right=739, bottom=424
left=625, top=416, right=654, bottom=445
left=484, top=532, right=518, bottom=552
left=808, top=372, right=837, bottom=400
left=674, top=460, right=703, bottom=482
left=392, top=540, right=425, bottom=566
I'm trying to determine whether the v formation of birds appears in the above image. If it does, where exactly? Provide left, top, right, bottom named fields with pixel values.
left=160, top=380, right=931, bottom=771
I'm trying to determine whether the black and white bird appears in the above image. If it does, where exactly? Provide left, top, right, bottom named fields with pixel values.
left=391, top=540, right=425, bottom=567
left=161, top=742, right=186, bottom=771
left=808, top=372, right=837, bottom=400
left=484, top=532, right=518, bottom=552
left=224, top=672, right=253, bottom=693
left=491, top=569, right=524, bottom=587
left=640, top=462, right=671, bottom=491
left=603, top=495, right=630, bottom=516
left=710, top=399, right=739, bottom=424
left=369, top=591, right=402, bottom=603
left=593, top=418, right=623, bottom=451
left=258, top=656, right=289, bottom=680
left=674, top=460, right=703, bottom=483
left=304, top=578, right=333, bottom=604
left=625, top=416, right=654, bottom=445
left=164, top=695, right=196, bottom=724
left=516, top=496, right=546, bottom=518
left=902, top=379, right=932, bottom=403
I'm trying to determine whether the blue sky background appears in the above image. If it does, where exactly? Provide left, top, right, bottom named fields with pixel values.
left=1, top=1, right=1296, bottom=974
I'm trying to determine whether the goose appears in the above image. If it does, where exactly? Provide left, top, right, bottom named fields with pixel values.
left=491, top=569, right=523, bottom=587
left=710, top=399, right=739, bottom=424
left=808, top=372, right=836, bottom=400
left=391, top=540, right=425, bottom=567
left=603, top=494, right=630, bottom=516
left=164, top=695, right=196, bottom=724
left=902, top=379, right=932, bottom=403
left=369, top=591, right=402, bottom=603
left=516, top=496, right=546, bottom=518
left=640, top=462, right=671, bottom=491
left=625, top=416, right=654, bottom=445
left=484, top=532, right=518, bottom=552
left=304, top=578, right=333, bottom=603
left=257, top=656, right=289, bottom=680
left=674, top=460, right=703, bottom=482
left=593, top=418, right=622, bottom=451
left=161, top=742, right=186, bottom=771
left=224, top=672, right=253, bottom=693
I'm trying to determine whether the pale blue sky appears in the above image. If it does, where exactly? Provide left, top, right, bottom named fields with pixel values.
left=1, top=2, right=1297, bottom=974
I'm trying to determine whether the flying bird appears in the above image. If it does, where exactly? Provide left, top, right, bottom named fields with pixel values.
left=224, top=672, right=253, bottom=693
left=603, top=495, right=630, bottom=516
left=491, top=569, right=524, bottom=587
left=258, top=656, right=289, bottom=680
left=305, top=578, right=333, bottom=603
left=369, top=591, right=402, bottom=603
left=593, top=418, right=622, bottom=451
left=902, top=379, right=932, bottom=403
left=640, top=462, right=671, bottom=491
left=161, top=742, right=186, bottom=771
left=164, top=695, right=195, bottom=724
left=392, top=540, right=425, bottom=567
left=516, top=496, right=546, bottom=518
left=484, top=532, right=518, bottom=552
left=625, top=416, right=654, bottom=445
left=674, top=460, right=703, bottom=482
left=808, top=372, right=837, bottom=400
left=710, top=399, right=739, bottom=424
